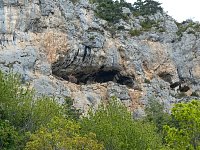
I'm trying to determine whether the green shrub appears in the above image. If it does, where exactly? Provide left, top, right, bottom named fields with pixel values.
left=176, top=21, right=200, bottom=39
left=95, top=1, right=123, bottom=23
left=25, top=117, right=104, bottom=150
left=141, top=19, right=157, bottom=31
left=164, top=100, right=200, bottom=149
left=0, top=120, right=20, bottom=150
left=92, top=0, right=164, bottom=23
left=158, top=27, right=166, bottom=32
left=29, top=97, right=64, bottom=132
left=145, top=99, right=171, bottom=133
left=129, top=29, right=142, bottom=36
left=117, top=26, right=125, bottom=30
left=90, top=0, right=133, bottom=23
left=144, top=78, right=151, bottom=84
left=0, top=71, right=65, bottom=132
left=63, top=97, right=81, bottom=121
left=81, top=97, right=163, bottom=150
left=129, top=19, right=164, bottom=37
left=0, top=71, right=34, bottom=129
left=0, top=71, right=70, bottom=149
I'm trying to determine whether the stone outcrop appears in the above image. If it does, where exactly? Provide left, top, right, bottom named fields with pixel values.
left=0, top=0, right=200, bottom=114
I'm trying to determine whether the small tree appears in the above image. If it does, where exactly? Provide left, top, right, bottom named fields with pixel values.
left=133, top=0, right=163, bottom=16
left=164, top=100, right=200, bottom=149
left=143, top=0, right=163, bottom=15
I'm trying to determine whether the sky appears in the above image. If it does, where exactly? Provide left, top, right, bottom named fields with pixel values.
left=126, top=0, right=200, bottom=22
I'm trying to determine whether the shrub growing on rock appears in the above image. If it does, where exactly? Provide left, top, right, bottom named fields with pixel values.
left=164, top=100, right=200, bottom=149
left=81, top=97, right=163, bottom=150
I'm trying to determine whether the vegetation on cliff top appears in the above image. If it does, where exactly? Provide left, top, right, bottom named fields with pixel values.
left=91, top=0, right=163, bottom=23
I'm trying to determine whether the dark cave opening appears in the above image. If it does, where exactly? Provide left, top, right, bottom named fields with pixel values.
left=54, top=69, right=135, bottom=88
left=158, top=72, right=173, bottom=83
left=170, top=81, right=190, bottom=93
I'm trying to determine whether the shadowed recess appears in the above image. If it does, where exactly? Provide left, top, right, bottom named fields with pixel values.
left=53, top=69, right=135, bottom=88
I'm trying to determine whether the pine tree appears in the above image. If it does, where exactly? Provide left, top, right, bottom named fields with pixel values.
left=133, top=0, right=163, bottom=16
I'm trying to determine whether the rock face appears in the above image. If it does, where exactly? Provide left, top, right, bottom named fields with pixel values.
left=0, top=0, right=200, bottom=114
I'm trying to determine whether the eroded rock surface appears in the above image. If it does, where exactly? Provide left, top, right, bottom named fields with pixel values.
left=0, top=0, right=200, bottom=114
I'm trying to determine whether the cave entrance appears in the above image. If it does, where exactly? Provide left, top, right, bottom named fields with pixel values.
left=54, top=69, right=135, bottom=88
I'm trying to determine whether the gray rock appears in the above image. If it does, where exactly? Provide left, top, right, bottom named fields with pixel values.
left=83, top=32, right=105, bottom=48
left=107, top=82, right=130, bottom=100
left=122, top=7, right=131, bottom=15
left=0, top=0, right=200, bottom=115
left=133, top=107, right=146, bottom=119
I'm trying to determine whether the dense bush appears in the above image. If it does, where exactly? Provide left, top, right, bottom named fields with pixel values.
left=81, top=97, right=163, bottom=150
left=0, top=70, right=103, bottom=149
left=25, top=117, right=104, bottom=150
left=94, top=0, right=127, bottom=23
left=164, top=100, right=200, bottom=149
left=0, top=71, right=64, bottom=132
left=0, top=71, right=67, bottom=148
left=0, top=120, right=20, bottom=150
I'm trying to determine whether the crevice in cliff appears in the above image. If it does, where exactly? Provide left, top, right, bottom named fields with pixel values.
left=170, top=80, right=190, bottom=93
left=158, top=72, right=173, bottom=83
left=52, top=69, right=135, bottom=88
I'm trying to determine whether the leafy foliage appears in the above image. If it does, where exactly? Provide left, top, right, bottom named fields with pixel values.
left=63, top=97, right=81, bottom=121
left=0, top=71, right=67, bottom=149
left=94, top=0, right=127, bottom=23
left=91, top=0, right=163, bottom=23
left=176, top=20, right=200, bottom=40
left=0, top=70, right=103, bottom=149
left=0, top=71, right=65, bottom=132
left=164, top=100, right=200, bottom=149
left=81, top=97, right=163, bottom=150
left=25, top=117, right=104, bottom=150
left=0, top=71, right=33, bottom=129
left=129, top=19, right=165, bottom=36
left=133, top=0, right=163, bottom=16
left=0, top=120, right=20, bottom=150
left=129, top=29, right=142, bottom=36
left=145, top=99, right=171, bottom=133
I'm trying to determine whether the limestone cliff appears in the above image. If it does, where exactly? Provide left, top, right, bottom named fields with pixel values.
left=0, top=0, right=200, bottom=115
